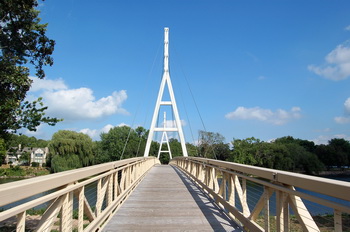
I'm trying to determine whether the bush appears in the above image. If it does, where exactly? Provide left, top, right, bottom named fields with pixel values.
left=31, top=162, right=39, bottom=167
left=11, top=165, right=21, bottom=171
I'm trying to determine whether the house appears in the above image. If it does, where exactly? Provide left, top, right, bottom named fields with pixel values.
left=30, top=147, right=48, bottom=166
left=5, top=145, right=48, bottom=167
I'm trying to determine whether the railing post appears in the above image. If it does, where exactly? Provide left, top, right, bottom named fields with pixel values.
left=228, top=174, right=235, bottom=219
left=334, top=209, right=342, bottom=232
left=107, top=174, right=113, bottom=206
left=243, top=178, right=250, bottom=217
left=16, top=211, right=26, bottom=232
left=283, top=192, right=289, bottom=232
left=276, top=190, right=289, bottom=232
left=276, top=190, right=283, bottom=232
left=96, top=179, right=102, bottom=217
left=77, top=186, right=84, bottom=232
left=264, top=186, right=270, bottom=232
left=61, top=191, right=73, bottom=232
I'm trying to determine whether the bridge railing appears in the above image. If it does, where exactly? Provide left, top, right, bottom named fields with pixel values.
left=170, top=157, right=350, bottom=232
left=0, top=157, right=160, bottom=232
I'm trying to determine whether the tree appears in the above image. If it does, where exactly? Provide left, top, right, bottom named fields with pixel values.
left=49, top=130, right=96, bottom=172
left=275, top=136, right=316, bottom=153
left=98, top=126, right=146, bottom=163
left=19, top=151, right=30, bottom=165
left=6, top=134, right=49, bottom=148
left=327, top=138, right=350, bottom=169
left=0, top=0, right=60, bottom=139
left=315, top=144, right=333, bottom=170
left=230, top=137, right=261, bottom=165
left=186, top=142, right=198, bottom=157
left=275, top=136, right=324, bottom=174
left=0, top=138, right=6, bottom=163
left=198, top=130, right=228, bottom=159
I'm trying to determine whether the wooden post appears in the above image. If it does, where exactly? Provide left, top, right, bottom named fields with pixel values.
left=61, top=191, right=73, bottom=232
left=228, top=174, right=235, bottom=219
left=16, top=211, right=26, bottom=232
left=77, top=186, right=84, bottom=232
left=264, top=187, right=270, bottom=232
left=334, top=209, right=342, bottom=232
left=96, top=179, right=102, bottom=217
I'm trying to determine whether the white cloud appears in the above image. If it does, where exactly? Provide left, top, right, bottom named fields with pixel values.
left=308, top=41, right=350, bottom=81
left=345, top=98, right=350, bottom=114
left=30, top=77, right=67, bottom=92
left=80, top=123, right=128, bottom=140
left=225, top=106, right=301, bottom=125
left=21, top=124, right=47, bottom=138
left=79, top=128, right=99, bottom=139
left=312, top=134, right=350, bottom=145
left=42, top=88, right=128, bottom=121
left=345, top=25, right=350, bottom=31
left=334, top=116, right=350, bottom=124
left=28, top=78, right=129, bottom=122
left=161, top=119, right=186, bottom=128
left=334, top=97, right=350, bottom=124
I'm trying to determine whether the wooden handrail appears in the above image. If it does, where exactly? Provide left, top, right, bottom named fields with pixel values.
left=171, top=156, right=350, bottom=232
left=173, top=157, right=350, bottom=201
left=0, top=157, right=160, bottom=232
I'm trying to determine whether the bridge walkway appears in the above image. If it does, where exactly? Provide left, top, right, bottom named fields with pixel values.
left=102, top=165, right=242, bottom=231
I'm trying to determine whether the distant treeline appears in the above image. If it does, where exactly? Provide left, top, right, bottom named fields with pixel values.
left=1, top=127, right=349, bottom=175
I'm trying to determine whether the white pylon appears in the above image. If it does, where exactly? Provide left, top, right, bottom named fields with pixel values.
left=144, top=27, right=188, bottom=157
left=157, top=112, right=172, bottom=159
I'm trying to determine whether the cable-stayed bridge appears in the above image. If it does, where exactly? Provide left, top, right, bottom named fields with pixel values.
left=0, top=28, right=349, bottom=232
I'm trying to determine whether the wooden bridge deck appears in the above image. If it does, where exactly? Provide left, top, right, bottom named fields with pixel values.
left=102, top=165, right=242, bottom=231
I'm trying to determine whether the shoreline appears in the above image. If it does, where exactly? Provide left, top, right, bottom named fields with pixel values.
left=317, top=170, right=350, bottom=178
left=0, top=175, right=39, bottom=179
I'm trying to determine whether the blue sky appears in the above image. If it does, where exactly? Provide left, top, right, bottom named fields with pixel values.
left=23, top=0, right=350, bottom=144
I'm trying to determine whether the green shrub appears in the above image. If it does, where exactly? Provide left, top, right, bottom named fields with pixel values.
left=31, top=162, right=39, bottom=167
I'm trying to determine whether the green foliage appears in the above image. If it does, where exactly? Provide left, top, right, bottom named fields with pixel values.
left=230, top=137, right=261, bottom=165
left=19, top=151, right=30, bottom=164
left=230, top=136, right=327, bottom=174
left=198, top=130, right=229, bottom=159
left=314, top=138, right=350, bottom=170
left=97, top=126, right=151, bottom=163
left=0, top=165, right=25, bottom=176
left=327, top=138, right=350, bottom=169
left=186, top=142, right=197, bottom=156
left=49, top=130, right=96, bottom=172
left=26, top=208, right=46, bottom=215
left=0, top=0, right=61, bottom=139
left=0, top=138, right=6, bottom=162
left=31, top=162, right=39, bottom=167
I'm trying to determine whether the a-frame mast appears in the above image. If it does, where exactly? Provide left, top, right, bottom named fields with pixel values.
left=144, top=27, right=188, bottom=157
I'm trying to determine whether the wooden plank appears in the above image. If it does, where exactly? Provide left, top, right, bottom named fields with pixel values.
left=102, top=165, right=242, bottom=231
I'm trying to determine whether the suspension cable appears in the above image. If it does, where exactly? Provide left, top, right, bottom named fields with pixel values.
left=120, top=39, right=162, bottom=160
left=173, top=47, right=217, bottom=159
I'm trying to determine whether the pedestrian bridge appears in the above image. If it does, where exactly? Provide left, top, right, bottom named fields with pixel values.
left=0, top=157, right=349, bottom=232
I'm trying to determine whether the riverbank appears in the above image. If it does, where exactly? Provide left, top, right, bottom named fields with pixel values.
left=317, top=169, right=350, bottom=178
left=0, top=165, right=50, bottom=179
